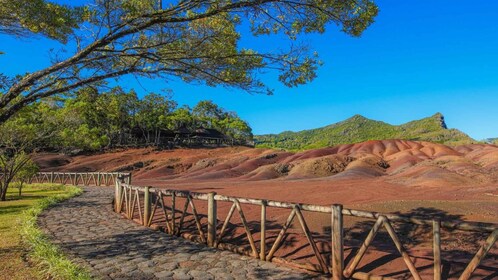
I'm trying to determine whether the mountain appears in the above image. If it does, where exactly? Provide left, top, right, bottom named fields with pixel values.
left=254, top=113, right=475, bottom=151
left=483, top=138, right=498, bottom=144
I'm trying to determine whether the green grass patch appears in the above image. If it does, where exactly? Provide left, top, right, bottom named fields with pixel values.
left=0, top=184, right=90, bottom=280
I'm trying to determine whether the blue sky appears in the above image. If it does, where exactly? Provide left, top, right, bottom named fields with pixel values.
left=1, top=0, right=498, bottom=139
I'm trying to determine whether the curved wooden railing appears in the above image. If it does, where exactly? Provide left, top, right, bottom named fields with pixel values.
left=29, top=171, right=132, bottom=186
left=113, top=179, right=497, bottom=280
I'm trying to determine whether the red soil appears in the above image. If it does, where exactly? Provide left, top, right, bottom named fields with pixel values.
left=33, top=140, right=498, bottom=213
left=33, top=140, right=498, bottom=278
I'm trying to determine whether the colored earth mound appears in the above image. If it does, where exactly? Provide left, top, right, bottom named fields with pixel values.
left=34, top=140, right=498, bottom=190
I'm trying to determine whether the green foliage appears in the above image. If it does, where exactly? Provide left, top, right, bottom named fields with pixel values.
left=15, top=159, right=39, bottom=181
left=13, top=158, right=39, bottom=196
left=193, top=100, right=225, bottom=128
left=0, top=113, right=43, bottom=200
left=60, top=124, right=108, bottom=150
left=192, top=100, right=253, bottom=141
left=255, top=113, right=475, bottom=151
left=133, top=92, right=177, bottom=144
left=4, top=86, right=253, bottom=151
left=0, top=0, right=86, bottom=42
left=166, top=106, right=194, bottom=131
left=121, top=0, right=157, bottom=16
left=0, top=103, right=41, bottom=147
left=19, top=185, right=91, bottom=280
left=222, top=115, right=253, bottom=141
left=0, top=0, right=378, bottom=123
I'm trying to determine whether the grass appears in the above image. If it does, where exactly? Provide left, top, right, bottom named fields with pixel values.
left=0, top=183, right=90, bottom=280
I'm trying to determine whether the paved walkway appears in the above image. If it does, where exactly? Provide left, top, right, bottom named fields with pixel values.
left=38, top=187, right=317, bottom=279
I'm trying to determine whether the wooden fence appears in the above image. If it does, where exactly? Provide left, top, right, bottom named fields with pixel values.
left=114, top=179, right=497, bottom=280
left=29, top=171, right=132, bottom=186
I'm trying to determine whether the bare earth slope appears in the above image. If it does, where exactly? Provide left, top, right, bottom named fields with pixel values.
left=33, top=140, right=498, bottom=222
left=33, top=140, right=498, bottom=278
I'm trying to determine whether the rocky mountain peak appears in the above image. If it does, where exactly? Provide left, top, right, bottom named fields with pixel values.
left=434, top=113, right=447, bottom=129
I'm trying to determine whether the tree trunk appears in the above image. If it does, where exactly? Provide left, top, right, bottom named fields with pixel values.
left=0, top=175, right=9, bottom=201
left=0, top=185, right=7, bottom=201
left=119, top=129, right=123, bottom=145
left=156, top=129, right=161, bottom=146
left=18, top=182, right=23, bottom=197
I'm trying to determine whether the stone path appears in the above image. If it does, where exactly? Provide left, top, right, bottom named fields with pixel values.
left=38, top=187, right=318, bottom=279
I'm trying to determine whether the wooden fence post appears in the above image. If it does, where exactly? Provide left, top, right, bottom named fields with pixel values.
left=433, top=219, right=441, bottom=280
left=114, top=178, right=122, bottom=213
left=171, top=192, right=176, bottom=234
left=459, top=229, right=498, bottom=280
left=50, top=171, right=54, bottom=183
left=144, top=186, right=151, bottom=227
left=332, top=204, right=344, bottom=280
left=260, top=200, right=267, bottom=261
left=97, top=172, right=101, bottom=186
left=207, top=192, right=217, bottom=247
left=126, top=173, right=132, bottom=184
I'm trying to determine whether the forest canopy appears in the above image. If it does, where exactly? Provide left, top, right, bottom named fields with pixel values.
left=4, top=87, right=253, bottom=151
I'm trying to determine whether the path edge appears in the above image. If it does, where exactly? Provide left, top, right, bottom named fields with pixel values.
left=18, top=184, right=92, bottom=280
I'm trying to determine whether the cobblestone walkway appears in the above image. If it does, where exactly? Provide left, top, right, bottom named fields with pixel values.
left=38, top=187, right=318, bottom=279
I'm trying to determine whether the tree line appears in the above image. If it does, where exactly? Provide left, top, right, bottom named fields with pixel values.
left=0, top=87, right=252, bottom=200
left=4, top=86, right=253, bottom=151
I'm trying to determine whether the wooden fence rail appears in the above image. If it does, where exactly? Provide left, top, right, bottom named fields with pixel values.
left=28, top=171, right=132, bottom=186
left=114, top=179, right=497, bottom=280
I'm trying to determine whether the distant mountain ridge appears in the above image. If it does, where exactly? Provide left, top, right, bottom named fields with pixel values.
left=483, top=138, right=498, bottom=144
left=254, top=113, right=475, bottom=151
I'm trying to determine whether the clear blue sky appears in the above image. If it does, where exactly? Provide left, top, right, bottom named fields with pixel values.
left=1, top=0, right=498, bottom=139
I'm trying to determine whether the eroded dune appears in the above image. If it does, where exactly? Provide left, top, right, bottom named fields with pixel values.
left=33, top=140, right=498, bottom=189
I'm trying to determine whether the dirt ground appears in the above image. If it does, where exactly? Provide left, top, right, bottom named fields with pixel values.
left=34, top=140, right=498, bottom=279
left=34, top=140, right=498, bottom=222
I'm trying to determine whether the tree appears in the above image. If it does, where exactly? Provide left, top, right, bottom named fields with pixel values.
left=0, top=89, right=255, bottom=152
left=0, top=0, right=378, bottom=124
left=55, top=86, right=138, bottom=149
left=192, top=100, right=225, bottom=128
left=0, top=0, right=85, bottom=42
left=167, top=106, right=194, bottom=131
left=13, top=159, right=39, bottom=197
left=0, top=113, right=41, bottom=201
left=96, top=87, right=138, bottom=146
left=192, top=100, right=252, bottom=141
left=133, top=93, right=176, bottom=145
left=57, top=89, right=109, bottom=150
left=0, top=150, right=34, bottom=201
left=220, top=112, right=253, bottom=141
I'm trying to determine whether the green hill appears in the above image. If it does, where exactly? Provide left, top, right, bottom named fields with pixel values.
left=484, top=138, right=498, bottom=144
left=255, top=113, right=474, bottom=151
